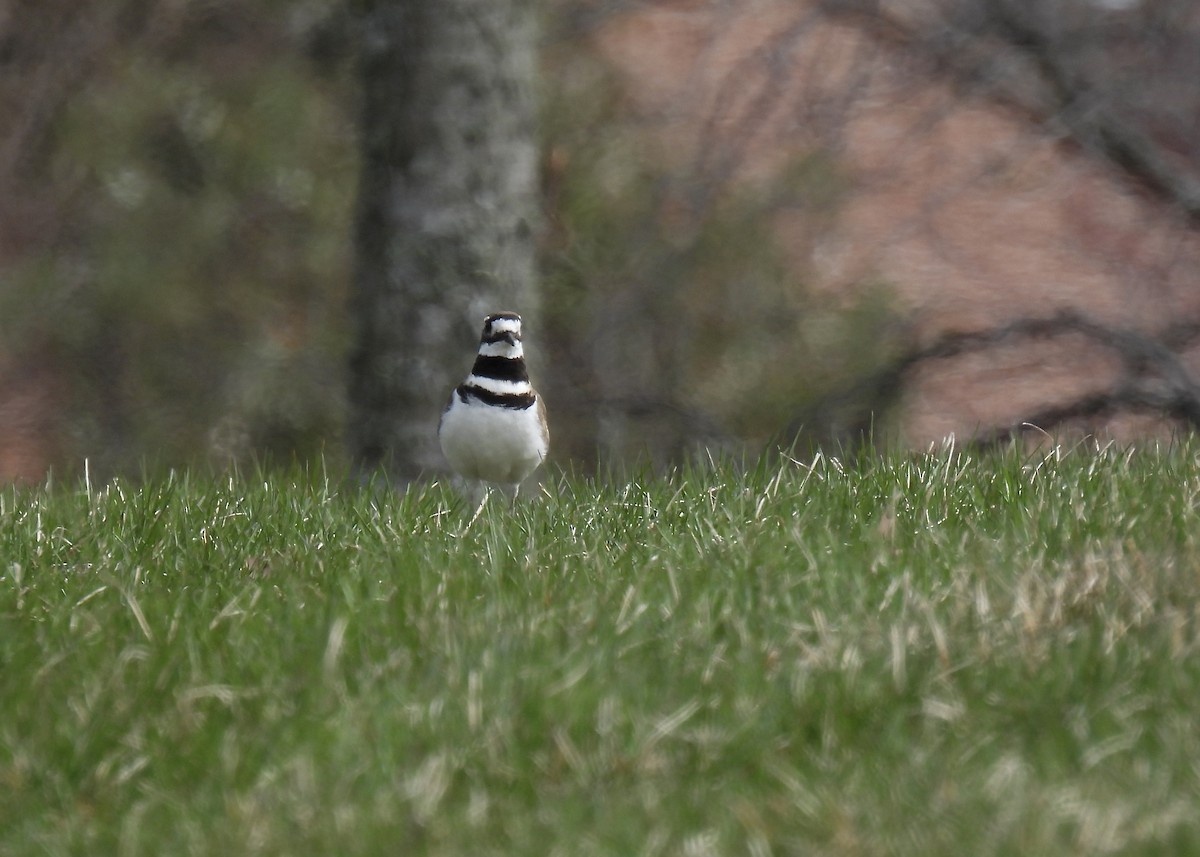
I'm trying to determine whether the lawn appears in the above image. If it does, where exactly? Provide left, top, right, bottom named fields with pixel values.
left=2, top=443, right=1199, bottom=856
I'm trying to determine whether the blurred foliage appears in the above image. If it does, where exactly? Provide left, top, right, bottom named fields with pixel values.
left=0, top=0, right=357, bottom=478
left=0, top=0, right=905, bottom=480
left=539, top=44, right=904, bottom=468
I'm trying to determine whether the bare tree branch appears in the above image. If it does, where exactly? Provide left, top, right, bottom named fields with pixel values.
left=818, top=0, right=1200, bottom=223
left=793, top=310, right=1200, bottom=446
left=974, top=383, right=1198, bottom=448
left=981, top=0, right=1200, bottom=222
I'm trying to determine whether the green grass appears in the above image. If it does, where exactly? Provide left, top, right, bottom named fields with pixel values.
left=3, top=443, right=1200, bottom=856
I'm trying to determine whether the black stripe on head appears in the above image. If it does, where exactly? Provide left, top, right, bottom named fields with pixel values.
left=458, top=384, right=536, bottom=410
left=470, top=354, right=529, bottom=382
left=482, top=332, right=520, bottom=346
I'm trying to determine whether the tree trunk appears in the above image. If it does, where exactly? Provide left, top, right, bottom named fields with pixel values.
left=347, top=0, right=539, bottom=477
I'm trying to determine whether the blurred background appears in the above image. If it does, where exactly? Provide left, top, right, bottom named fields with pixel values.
left=2, top=0, right=1199, bottom=483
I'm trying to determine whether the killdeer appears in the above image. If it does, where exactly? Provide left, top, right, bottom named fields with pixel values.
left=438, top=311, right=549, bottom=500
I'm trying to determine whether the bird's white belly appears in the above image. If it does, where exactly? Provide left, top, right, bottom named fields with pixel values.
left=439, top=399, right=547, bottom=484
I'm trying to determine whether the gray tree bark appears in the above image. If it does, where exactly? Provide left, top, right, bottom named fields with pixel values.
left=348, top=0, right=540, bottom=477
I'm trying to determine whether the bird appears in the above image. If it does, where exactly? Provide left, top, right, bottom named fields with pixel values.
left=438, top=311, right=549, bottom=503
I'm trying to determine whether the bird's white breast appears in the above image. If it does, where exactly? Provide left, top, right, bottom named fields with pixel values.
left=439, top=396, right=547, bottom=484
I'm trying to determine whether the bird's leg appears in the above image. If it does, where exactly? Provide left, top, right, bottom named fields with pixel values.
left=460, top=483, right=491, bottom=534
